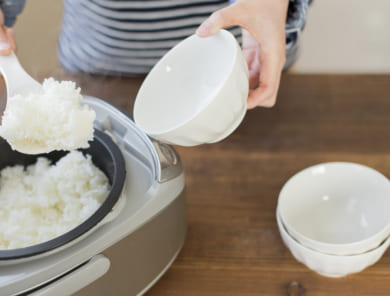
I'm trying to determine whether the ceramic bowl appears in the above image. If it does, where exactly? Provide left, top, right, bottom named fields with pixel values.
left=278, top=162, right=390, bottom=255
left=277, top=208, right=390, bottom=277
left=134, top=29, right=249, bottom=146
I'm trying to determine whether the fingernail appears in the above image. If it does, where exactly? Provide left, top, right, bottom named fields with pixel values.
left=0, top=41, right=10, bottom=50
left=196, top=22, right=211, bottom=37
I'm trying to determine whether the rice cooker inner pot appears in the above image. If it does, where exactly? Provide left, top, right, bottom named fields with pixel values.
left=0, top=128, right=126, bottom=260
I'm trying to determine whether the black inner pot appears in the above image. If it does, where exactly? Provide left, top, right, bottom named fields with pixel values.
left=0, top=129, right=126, bottom=260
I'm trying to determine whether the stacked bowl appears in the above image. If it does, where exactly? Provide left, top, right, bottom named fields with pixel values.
left=277, top=162, right=390, bottom=277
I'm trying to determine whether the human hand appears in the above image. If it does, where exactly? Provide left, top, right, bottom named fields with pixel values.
left=0, top=10, right=16, bottom=55
left=196, top=0, right=289, bottom=109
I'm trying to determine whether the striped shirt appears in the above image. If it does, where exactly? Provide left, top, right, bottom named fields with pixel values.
left=0, top=0, right=310, bottom=75
left=58, top=0, right=242, bottom=75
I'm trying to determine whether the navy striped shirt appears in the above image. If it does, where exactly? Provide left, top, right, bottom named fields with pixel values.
left=58, top=0, right=242, bottom=75
left=0, top=0, right=310, bottom=75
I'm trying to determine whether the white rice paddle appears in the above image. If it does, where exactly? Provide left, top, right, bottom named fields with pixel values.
left=0, top=51, right=41, bottom=102
left=0, top=52, right=42, bottom=153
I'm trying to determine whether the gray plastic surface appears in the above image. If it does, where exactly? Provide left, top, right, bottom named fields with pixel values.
left=0, top=96, right=186, bottom=296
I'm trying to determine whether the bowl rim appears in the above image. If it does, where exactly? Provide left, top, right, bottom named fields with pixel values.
left=134, top=29, right=241, bottom=136
left=276, top=207, right=390, bottom=258
left=278, top=162, right=390, bottom=249
left=0, top=129, right=126, bottom=260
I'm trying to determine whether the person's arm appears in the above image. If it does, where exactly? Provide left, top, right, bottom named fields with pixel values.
left=0, top=0, right=26, bottom=55
left=197, top=0, right=310, bottom=109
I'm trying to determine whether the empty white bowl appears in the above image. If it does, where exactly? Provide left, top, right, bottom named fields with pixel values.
left=277, top=208, right=390, bottom=277
left=134, top=29, right=249, bottom=146
left=278, top=162, right=390, bottom=255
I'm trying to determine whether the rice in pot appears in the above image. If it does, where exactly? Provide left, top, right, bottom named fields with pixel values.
left=0, top=151, right=110, bottom=250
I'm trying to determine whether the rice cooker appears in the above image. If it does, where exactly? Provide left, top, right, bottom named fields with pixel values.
left=0, top=96, right=186, bottom=295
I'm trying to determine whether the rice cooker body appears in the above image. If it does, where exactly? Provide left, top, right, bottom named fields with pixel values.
left=0, top=96, right=186, bottom=295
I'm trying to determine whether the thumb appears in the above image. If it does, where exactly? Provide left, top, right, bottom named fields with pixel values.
left=196, top=4, right=240, bottom=37
left=0, top=26, right=12, bottom=55
left=5, top=28, right=16, bottom=52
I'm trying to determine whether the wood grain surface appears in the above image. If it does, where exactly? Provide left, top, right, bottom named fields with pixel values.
left=47, top=73, right=390, bottom=296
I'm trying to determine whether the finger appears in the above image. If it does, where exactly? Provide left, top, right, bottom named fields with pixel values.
left=247, top=49, right=285, bottom=109
left=242, top=29, right=261, bottom=89
left=249, top=72, right=260, bottom=90
left=0, top=25, right=12, bottom=55
left=196, top=4, right=241, bottom=37
left=243, top=47, right=259, bottom=88
left=247, top=50, right=261, bottom=89
left=5, top=28, right=16, bottom=52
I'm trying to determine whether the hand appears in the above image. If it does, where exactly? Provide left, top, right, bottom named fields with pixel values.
left=0, top=10, right=16, bottom=55
left=196, top=0, right=289, bottom=109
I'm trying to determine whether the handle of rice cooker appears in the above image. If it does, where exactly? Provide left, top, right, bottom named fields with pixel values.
left=30, top=254, right=110, bottom=296
left=152, top=140, right=183, bottom=183
left=105, top=104, right=182, bottom=183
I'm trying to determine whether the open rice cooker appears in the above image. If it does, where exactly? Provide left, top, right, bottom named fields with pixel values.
left=0, top=96, right=186, bottom=295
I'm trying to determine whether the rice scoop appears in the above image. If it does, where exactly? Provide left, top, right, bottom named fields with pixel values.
left=0, top=78, right=95, bottom=154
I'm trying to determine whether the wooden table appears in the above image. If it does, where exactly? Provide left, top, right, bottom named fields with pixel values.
left=53, top=73, right=390, bottom=296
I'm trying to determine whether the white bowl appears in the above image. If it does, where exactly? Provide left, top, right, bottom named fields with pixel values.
left=134, top=29, right=249, bottom=146
left=278, top=162, right=390, bottom=255
left=276, top=208, right=390, bottom=277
